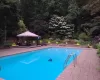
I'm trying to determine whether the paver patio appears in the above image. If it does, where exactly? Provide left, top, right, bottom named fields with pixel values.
left=0, top=46, right=100, bottom=80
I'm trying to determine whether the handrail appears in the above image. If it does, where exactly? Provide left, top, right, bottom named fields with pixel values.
left=73, top=53, right=77, bottom=67
left=63, top=53, right=77, bottom=69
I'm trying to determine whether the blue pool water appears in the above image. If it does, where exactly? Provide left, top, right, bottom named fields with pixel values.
left=0, top=47, right=82, bottom=80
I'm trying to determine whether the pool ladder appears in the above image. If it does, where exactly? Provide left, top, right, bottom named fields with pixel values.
left=63, top=53, right=77, bottom=69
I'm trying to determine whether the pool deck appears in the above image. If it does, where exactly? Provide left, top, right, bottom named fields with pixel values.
left=0, top=45, right=100, bottom=80
left=0, top=46, right=50, bottom=57
left=57, top=47, right=100, bottom=80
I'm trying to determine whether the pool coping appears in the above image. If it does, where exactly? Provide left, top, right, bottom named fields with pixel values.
left=0, top=46, right=52, bottom=58
left=0, top=46, right=87, bottom=58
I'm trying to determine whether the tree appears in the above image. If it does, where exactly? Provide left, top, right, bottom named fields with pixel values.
left=29, top=20, right=49, bottom=38
left=18, top=19, right=27, bottom=33
left=20, top=0, right=50, bottom=27
left=49, top=15, right=74, bottom=39
left=66, top=0, right=80, bottom=23
left=0, top=0, right=20, bottom=44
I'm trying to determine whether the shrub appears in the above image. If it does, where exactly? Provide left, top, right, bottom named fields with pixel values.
left=97, top=44, right=100, bottom=49
left=3, top=41, right=12, bottom=48
left=75, top=39, right=91, bottom=46
left=98, top=54, right=100, bottom=57
left=95, top=44, right=100, bottom=58
left=97, top=49, right=100, bottom=58
left=78, top=33, right=89, bottom=41
left=93, top=44, right=98, bottom=49
left=93, top=44, right=100, bottom=49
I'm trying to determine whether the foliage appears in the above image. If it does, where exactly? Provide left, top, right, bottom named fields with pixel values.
left=73, top=32, right=79, bottom=39
left=78, top=33, right=89, bottom=41
left=92, top=35, right=100, bottom=44
left=97, top=46, right=100, bottom=56
left=93, top=44, right=99, bottom=49
left=0, top=0, right=19, bottom=44
left=94, top=43, right=100, bottom=57
left=3, top=40, right=12, bottom=48
left=18, top=20, right=27, bottom=33
left=49, top=15, right=74, bottom=39
left=75, top=39, right=91, bottom=45
left=1, top=0, right=100, bottom=44
left=90, top=16, right=100, bottom=37
left=66, top=0, right=80, bottom=23
left=98, top=53, right=100, bottom=57
left=96, top=44, right=100, bottom=49
left=81, top=23, right=92, bottom=35
left=29, top=20, right=49, bottom=37
left=93, top=43, right=100, bottom=57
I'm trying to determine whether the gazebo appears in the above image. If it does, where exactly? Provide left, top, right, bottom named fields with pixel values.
left=17, top=31, right=40, bottom=46
left=17, top=31, right=39, bottom=37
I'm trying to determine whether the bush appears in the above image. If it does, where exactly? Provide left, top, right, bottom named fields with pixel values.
left=98, top=54, right=100, bottom=57
left=79, top=33, right=89, bottom=41
left=93, top=44, right=100, bottom=49
left=93, top=44, right=98, bottom=49
left=3, top=41, right=12, bottom=48
left=97, top=48, right=100, bottom=54
left=97, top=44, right=100, bottom=49
left=76, top=39, right=91, bottom=45
left=96, top=44, right=100, bottom=56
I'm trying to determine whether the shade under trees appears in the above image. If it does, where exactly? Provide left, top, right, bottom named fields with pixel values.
left=0, top=0, right=100, bottom=45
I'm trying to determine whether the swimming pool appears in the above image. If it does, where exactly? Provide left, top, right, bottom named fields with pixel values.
left=0, top=47, right=82, bottom=80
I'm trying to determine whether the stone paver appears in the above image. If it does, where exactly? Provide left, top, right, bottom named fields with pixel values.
left=0, top=46, right=100, bottom=80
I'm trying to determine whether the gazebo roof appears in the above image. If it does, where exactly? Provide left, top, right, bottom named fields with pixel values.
left=17, top=31, right=39, bottom=37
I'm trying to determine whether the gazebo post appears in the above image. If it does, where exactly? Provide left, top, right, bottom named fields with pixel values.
left=36, top=37, right=39, bottom=46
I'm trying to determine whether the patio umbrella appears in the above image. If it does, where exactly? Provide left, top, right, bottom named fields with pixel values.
left=17, top=31, right=39, bottom=37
